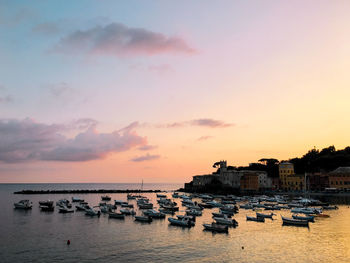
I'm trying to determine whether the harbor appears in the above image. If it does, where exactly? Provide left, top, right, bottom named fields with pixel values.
left=3, top=183, right=350, bottom=263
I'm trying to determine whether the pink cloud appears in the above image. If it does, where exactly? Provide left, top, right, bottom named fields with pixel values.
left=130, top=153, right=160, bottom=162
left=0, top=118, right=147, bottom=163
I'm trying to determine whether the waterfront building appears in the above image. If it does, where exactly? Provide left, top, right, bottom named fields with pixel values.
left=307, top=173, right=329, bottom=191
left=191, top=160, right=271, bottom=191
left=328, top=167, right=350, bottom=190
left=279, top=162, right=294, bottom=190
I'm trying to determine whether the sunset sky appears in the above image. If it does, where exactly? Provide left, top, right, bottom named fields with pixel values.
left=1, top=1, right=350, bottom=183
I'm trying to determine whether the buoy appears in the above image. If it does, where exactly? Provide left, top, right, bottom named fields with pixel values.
left=242, top=246, right=244, bottom=249
left=67, top=240, right=70, bottom=245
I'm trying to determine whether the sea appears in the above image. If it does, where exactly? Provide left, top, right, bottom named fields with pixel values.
left=1, top=183, right=350, bottom=263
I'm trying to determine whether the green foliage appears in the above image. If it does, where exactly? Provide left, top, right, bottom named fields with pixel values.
left=290, top=145, right=350, bottom=173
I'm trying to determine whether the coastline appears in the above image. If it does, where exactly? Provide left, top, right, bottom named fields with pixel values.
left=14, top=189, right=163, bottom=194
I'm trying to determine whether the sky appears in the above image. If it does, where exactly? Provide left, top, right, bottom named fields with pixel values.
left=1, top=0, right=350, bottom=183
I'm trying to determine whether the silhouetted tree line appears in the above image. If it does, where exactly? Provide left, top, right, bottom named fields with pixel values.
left=213, top=146, right=350, bottom=177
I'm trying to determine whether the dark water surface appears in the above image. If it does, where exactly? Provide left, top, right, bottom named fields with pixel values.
left=1, top=184, right=349, bottom=263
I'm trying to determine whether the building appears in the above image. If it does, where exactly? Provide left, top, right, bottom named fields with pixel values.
left=279, top=162, right=295, bottom=190
left=285, top=174, right=304, bottom=191
left=328, top=167, right=350, bottom=190
left=191, top=160, right=271, bottom=191
left=307, top=173, right=329, bottom=191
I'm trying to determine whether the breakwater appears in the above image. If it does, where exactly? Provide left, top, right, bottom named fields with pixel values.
left=14, top=189, right=162, bottom=194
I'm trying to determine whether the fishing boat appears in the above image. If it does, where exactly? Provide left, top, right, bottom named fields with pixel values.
left=246, top=216, right=265, bottom=222
left=177, top=215, right=196, bottom=223
left=39, top=200, right=54, bottom=206
left=135, top=216, right=152, bottom=222
left=172, top=192, right=180, bottom=198
left=281, top=216, right=309, bottom=227
left=138, top=203, right=153, bottom=209
left=108, top=212, right=125, bottom=219
left=322, top=205, right=338, bottom=210
left=157, top=194, right=167, bottom=198
left=292, top=214, right=314, bottom=222
left=256, top=212, right=274, bottom=219
left=203, top=223, right=229, bottom=233
left=76, top=203, right=90, bottom=211
left=168, top=217, right=193, bottom=227
left=14, top=200, right=32, bottom=209
left=127, top=194, right=136, bottom=200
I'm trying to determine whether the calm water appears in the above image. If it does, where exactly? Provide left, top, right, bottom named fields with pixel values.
left=1, top=184, right=350, bottom=263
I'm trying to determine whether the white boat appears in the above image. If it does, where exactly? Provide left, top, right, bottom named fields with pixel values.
left=168, top=217, right=194, bottom=227
left=59, top=206, right=74, bottom=213
left=85, top=208, right=101, bottom=217
left=14, top=200, right=32, bottom=209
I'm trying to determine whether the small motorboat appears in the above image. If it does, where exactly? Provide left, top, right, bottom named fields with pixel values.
left=246, top=216, right=265, bottom=222
left=138, top=203, right=153, bottom=209
left=172, top=192, right=179, bottom=198
left=121, top=202, right=134, bottom=208
left=14, top=200, right=32, bottom=209
left=159, top=208, right=175, bottom=215
left=101, top=195, right=111, bottom=201
left=160, top=205, right=179, bottom=211
left=85, top=208, right=101, bottom=217
left=143, top=209, right=166, bottom=218
left=256, top=212, right=274, bottom=219
left=203, top=223, right=228, bottom=233
left=59, top=206, right=74, bottom=213
left=114, top=200, right=124, bottom=205
left=108, top=212, right=125, bottom=219
left=292, top=214, right=314, bottom=222
left=56, top=199, right=71, bottom=208
left=135, top=216, right=152, bottom=223
left=212, top=212, right=231, bottom=218
left=39, top=200, right=54, bottom=207
left=40, top=204, right=54, bottom=212
left=281, top=216, right=309, bottom=227
left=127, top=194, right=136, bottom=200
left=72, top=197, right=84, bottom=202
left=76, top=203, right=90, bottom=211
left=322, top=205, right=338, bottom=210
left=120, top=208, right=136, bottom=215
left=186, top=209, right=202, bottom=216
left=177, top=215, right=196, bottom=223
left=168, top=217, right=193, bottom=227
left=157, top=194, right=167, bottom=198
left=213, top=216, right=238, bottom=226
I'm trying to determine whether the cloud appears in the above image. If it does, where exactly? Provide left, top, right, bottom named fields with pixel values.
left=54, top=22, right=195, bottom=57
left=0, top=118, right=147, bottom=163
left=130, top=153, right=160, bottom=162
left=32, top=22, right=60, bottom=35
left=158, top=118, right=234, bottom=129
left=197, top=136, right=214, bottom=141
left=190, top=118, right=233, bottom=128
left=138, top=145, right=158, bottom=151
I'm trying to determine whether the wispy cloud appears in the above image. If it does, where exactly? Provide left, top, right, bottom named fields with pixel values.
left=0, top=118, right=147, bottom=163
left=0, top=85, right=13, bottom=103
left=54, top=22, right=196, bottom=57
left=138, top=145, right=158, bottom=151
left=197, top=136, right=214, bottom=141
left=47, top=82, right=73, bottom=97
left=159, top=118, right=234, bottom=129
left=130, top=153, right=160, bottom=162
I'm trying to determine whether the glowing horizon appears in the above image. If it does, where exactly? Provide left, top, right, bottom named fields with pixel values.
left=1, top=1, right=350, bottom=183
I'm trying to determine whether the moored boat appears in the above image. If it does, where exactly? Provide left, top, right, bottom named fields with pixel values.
left=135, top=215, right=152, bottom=222
left=256, top=212, right=274, bottom=219
left=246, top=216, right=265, bottom=222
left=101, top=195, right=111, bottom=201
left=14, top=200, right=32, bottom=209
left=59, top=206, right=74, bottom=213
left=292, top=214, right=314, bottom=222
left=168, top=217, right=193, bottom=227
left=281, top=216, right=309, bottom=227
left=203, top=223, right=228, bottom=233
left=108, top=212, right=125, bottom=219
